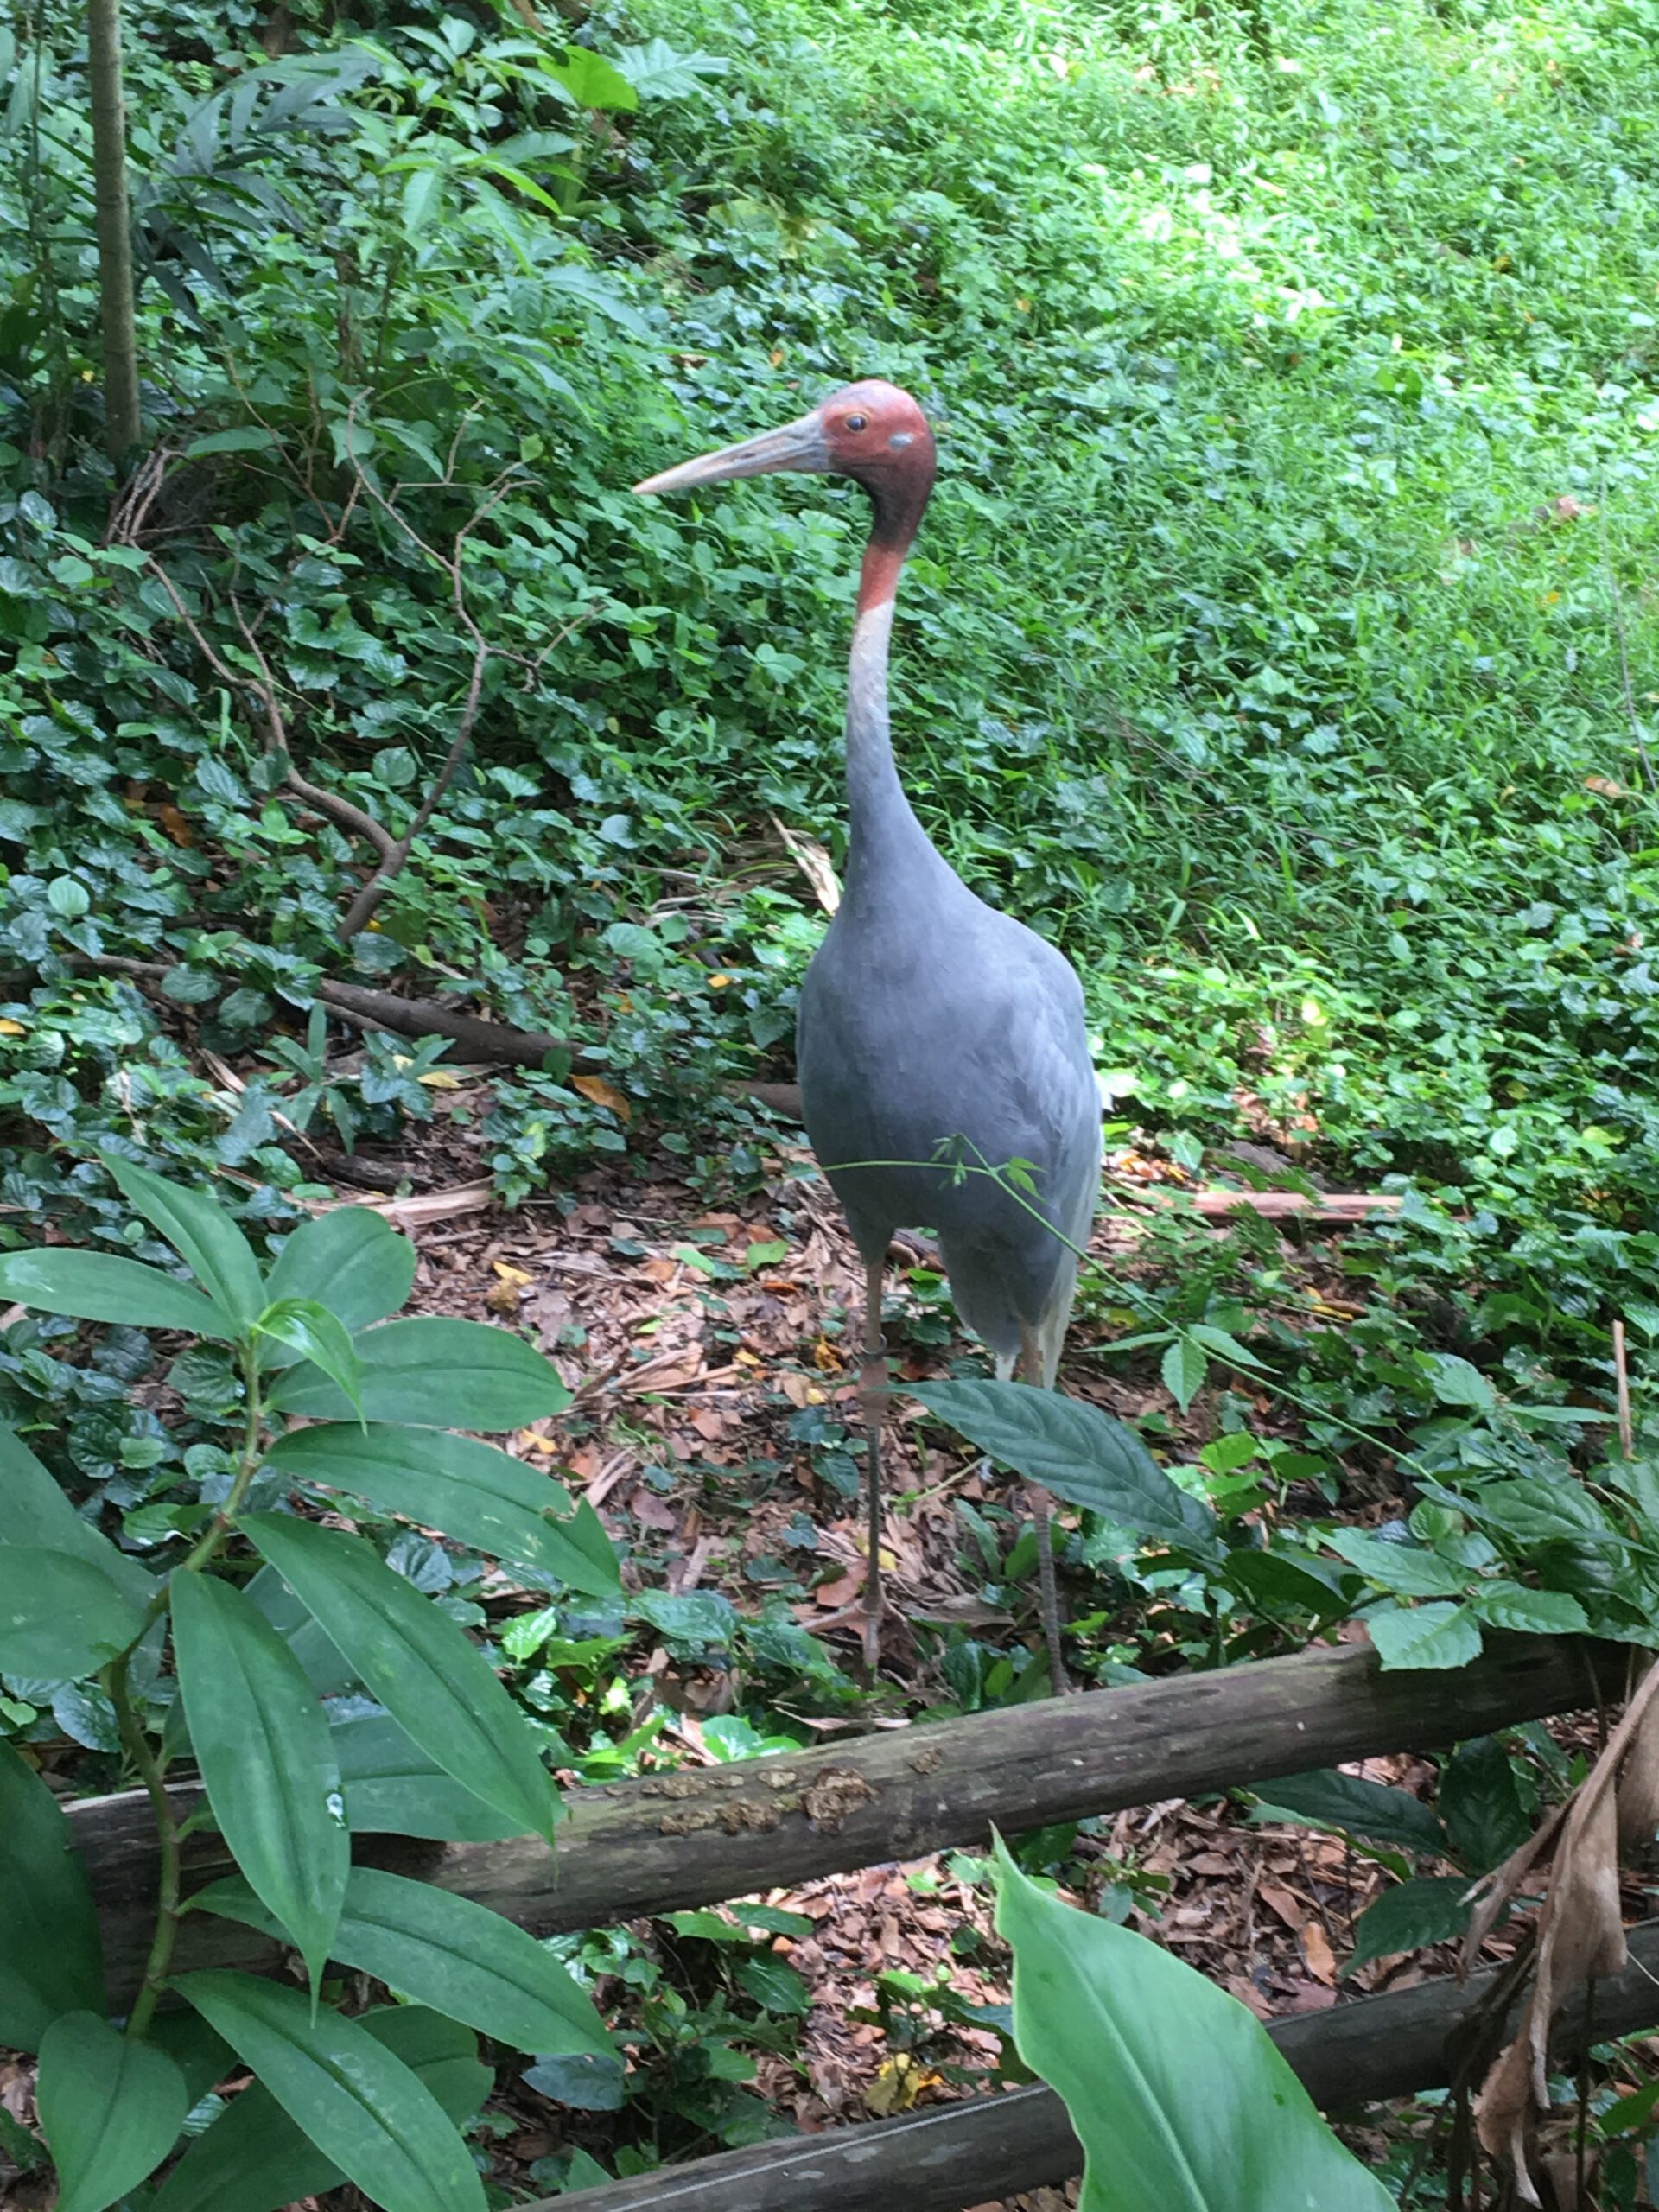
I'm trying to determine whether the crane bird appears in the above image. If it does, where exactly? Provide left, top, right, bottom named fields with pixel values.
left=636, top=380, right=1101, bottom=1690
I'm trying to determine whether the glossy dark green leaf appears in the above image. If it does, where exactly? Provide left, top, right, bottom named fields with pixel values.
left=0, top=1548, right=147, bottom=1679
left=255, top=1300, right=365, bottom=1422
left=170, top=1572, right=348, bottom=1996
left=240, top=1515, right=556, bottom=1842
left=268, top=1317, right=569, bottom=1428
left=150, top=2006, right=490, bottom=2212
left=1250, top=1769, right=1447, bottom=1856
left=266, top=1424, right=617, bottom=1595
left=262, top=1208, right=416, bottom=1347
left=36, top=2009, right=188, bottom=2212
left=197, top=1867, right=607, bottom=2055
left=0, top=1420, right=154, bottom=1606
left=1439, top=1736, right=1534, bottom=1873
left=104, top=1154, right=265, bottom=1332
left=994, top=1840, right=1393, bottom=2209
left=0, top=1742, right=105, bottom=2050
left=0, top=1249, right=234, bottom=1338
left=176, top=1972, right=485, bottom=2212
left=331, top=1710, right=526, bottom=1840
left=915, top=1381, right=1217, bottom=1554
left=1366, top=1601, right=1483, bottom=1671
left=245, top=1563, right=359, bottom=1696
left=1349, top=1876, right=1475, bottom=1968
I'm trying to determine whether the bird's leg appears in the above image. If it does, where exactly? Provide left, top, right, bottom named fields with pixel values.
left=1019, top=1329, right=1071, bottom=1697
left=815, top=1258, right=893, bottom=1677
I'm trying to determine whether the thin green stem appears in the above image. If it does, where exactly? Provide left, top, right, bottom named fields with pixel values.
left=106, top=1647, right=181, bottom=2041
left=107, top=1341, right=266, bottom=2036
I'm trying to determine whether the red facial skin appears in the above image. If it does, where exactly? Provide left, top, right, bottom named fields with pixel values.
left=817, top=381, right=938, bottom=615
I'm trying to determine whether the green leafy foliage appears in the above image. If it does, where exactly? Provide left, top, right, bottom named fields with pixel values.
left=268, top=1316, right=569, bottom=1428
left=35, top=2010, right=189, bottom=2212
left=0, top=1743, right=105, bottom=2050
left=993, top=1839, right=1393, bottom=2209
left=0, top=1547, right=146, bottom=1678
left=177, top=1973, right=486, bottom=2212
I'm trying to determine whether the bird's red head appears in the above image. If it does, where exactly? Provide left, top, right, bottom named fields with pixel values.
left=634, top=378, right=937, bottom=613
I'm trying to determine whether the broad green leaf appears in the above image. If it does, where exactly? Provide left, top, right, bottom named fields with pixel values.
left=1348, top=1876, right=1474, bottom=1969
left=993, top=1840, right=1393, bottom=2211
left=331, top=1710, right=527, bottom=1840
left=0, top=1249, right=233, bottom=1338
left=197, top=1867, right=607, bottom=2055
left=176, top=1973, right=485, bottom=2212
left=1187, top=1323, right=1266, bottom=1372
left=170, top=1573, right=348, bottom=1997
left=256, top=1299, right=364, bottom=1423
left=1324, top=1529, right=1466, bottom=1599
left=1250, top=1769, right=1448, bottom=1857
left=245, top=1563, right=358, bottom=1696
left=241, top=1515, right=556, bottom=1843
left=0, top=1548, right=147, bottom=1679
left=263, top=1210, right=416, bottom=1342
left=265, top=1424, right=619, bottom=1596
left=183, top=425, right=277, bottom=457
left=0, top=1421, right=154, bottom=1605
left=914, top=1381, right=1217, bottom=1554
left=1467, top=1581, right=1590, bottom=1636
left=1223, top=1549, right=1348, bottom=1618
left=1425, top=1353, right=1497, bottom=1412
left=611, top=36, right=728, bottom=99
left=103, top=1155, right=264, bottom=1332
left=1160, top=1336, right=1208, bottom=1414
left=268, top=1317, right=569, bottom=1428
left=1466, top=1478, right=1616, bottom=1546
left=151, top=2006, right=491, bottom=2212
left=1439, top=1737, right=1534, bottom=1873
left=36, top=2010, right=188, bottom=2212
left=544, top=46, right=638, bottom=110
left=0, top=1741, right=105, bottom=2049
left=1366, top=1601, right=1484, bottom=1671
left=148, top=2011, right=234, bottom=2107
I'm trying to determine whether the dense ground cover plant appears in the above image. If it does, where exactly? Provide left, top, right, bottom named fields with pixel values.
left=0, top=1158, right=624, bottom=2209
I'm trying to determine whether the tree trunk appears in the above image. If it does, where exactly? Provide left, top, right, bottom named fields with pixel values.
left=86, top=0, right=141, bottom=460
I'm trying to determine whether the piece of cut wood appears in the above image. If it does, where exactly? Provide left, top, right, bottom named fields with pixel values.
left=534, top=1918, right=1659, bottom=2212
left=1135, top=1187, right=1404, bottom=1220
left=67, top=1635, right=1616, bottom=2005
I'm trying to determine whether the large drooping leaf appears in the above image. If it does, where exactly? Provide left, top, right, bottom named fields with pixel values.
left=242, top=1515, right=557, bottom=1843
left=543, top=45, right=638, bottom=110
left=0, top=1548, right=148, bottom=1679
left=1323, top=1529, right=1466, bottom=1599
left=914, top=1382, right=1217, bottom=1554
left=150, top=2006, right=490, bottom=2212
left=176, top=1973, right=486, bottom=2212
left=993, top=1840, right=1393, bottom=2211
left=331, top=1710, right=526, bottom=1840
left=265, top=1424, right=618, bottom=1595
left=1348, top=1876, right=1475, bottom=1969
left=0, top=1742, right=105, bottom=2050
left=0, top=1421, right=154, bottom=1605
left=197, top=1867, right=608, bottom=2055
left=1365, top=1601, right=1483, bottom=1671
left=103, top=1154, right=265, bottom=1332
left=36, top=2010, right=189, bottom=2212
left=262, top=1208, right=416, bottom=1339
left=1250, top=1769, right=1448, bottom=1857
left=0, top=1249, right=235, bottom=1339
left=169, top=1571, right=348, bottom=1996
left=267, top=1317, right=569, bottom=1428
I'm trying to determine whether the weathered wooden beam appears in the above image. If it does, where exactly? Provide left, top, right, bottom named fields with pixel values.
left=67, top=1636, right=1617, bottom=2004
left=537, top=1919, right=1659, bottom=2212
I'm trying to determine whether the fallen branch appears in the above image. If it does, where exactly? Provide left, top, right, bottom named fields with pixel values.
left=536, top=1920, right=1659, bottom=2212
left=1134, top=1187, right=1404, bottom=1221
left=67, top=1634, right=1618, bottom=2005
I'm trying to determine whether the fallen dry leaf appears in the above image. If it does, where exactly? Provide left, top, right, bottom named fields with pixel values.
left=572, top=1074, right=632, bottom=1122
left=1301, top=1921, right=1336, bottom=1986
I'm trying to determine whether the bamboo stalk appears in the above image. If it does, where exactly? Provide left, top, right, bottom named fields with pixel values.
left=86, top=0, right=141, bottom=459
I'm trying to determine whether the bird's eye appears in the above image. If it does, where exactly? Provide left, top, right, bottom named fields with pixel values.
left=844, top=413, right=868, bottom=432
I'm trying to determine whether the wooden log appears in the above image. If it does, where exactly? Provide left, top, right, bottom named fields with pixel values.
left=68, top=1636, right=1616, bottom=2005
left=532, top=1919, right=1659, bottom=2212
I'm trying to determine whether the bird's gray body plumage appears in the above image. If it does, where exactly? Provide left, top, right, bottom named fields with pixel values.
left=798, top=619, right=1100, bottom=1373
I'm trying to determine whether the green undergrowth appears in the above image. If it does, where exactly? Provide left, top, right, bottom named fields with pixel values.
left=3, top=0, right=1658, bottom=1417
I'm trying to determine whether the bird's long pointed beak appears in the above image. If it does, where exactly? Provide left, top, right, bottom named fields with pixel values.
left=632, top=411, right=831, bottom=496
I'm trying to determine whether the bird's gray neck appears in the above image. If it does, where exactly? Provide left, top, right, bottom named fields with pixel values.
left=842, top=598, right=933, bottom=898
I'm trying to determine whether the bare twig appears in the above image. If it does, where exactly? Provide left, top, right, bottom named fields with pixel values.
left=1615, top=1319, right=1634, bottom=1459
